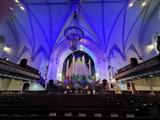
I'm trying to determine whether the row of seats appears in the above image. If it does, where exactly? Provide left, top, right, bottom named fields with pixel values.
left=0, top=93, right=159, bottom=119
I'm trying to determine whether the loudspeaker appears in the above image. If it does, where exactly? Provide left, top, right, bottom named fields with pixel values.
left=22, top=83, right=30, bottom=91
left=158, top=35, right=160, bottom=40
left=102, top=79, right=107, bottom=89
left=110, top=84, right=113, bottom=88
left=157, top=36, right=160, bottom=52
left=130, top=58, right=138, bottom=67
left=0, top=36, right=5, bottom=49
left=46, top=79, right=54, bottom=90
left=20, top=58, right=28, bottom=67
left=0, top=36, right=5, bottom=43
left=127, top=82, right=130, bottom=87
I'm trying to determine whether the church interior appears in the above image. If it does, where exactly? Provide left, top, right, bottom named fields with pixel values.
left=0, top=0, right=160, bottom=119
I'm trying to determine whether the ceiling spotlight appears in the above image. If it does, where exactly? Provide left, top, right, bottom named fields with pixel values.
left=95, top=73, right=99, bottom=77
left=9, top=7, right=13, bottom=10
left=20, top=5, right=25, bottom=11
left=3, top=45, right=12, bottom=54
left=80, top=45, right=83, bottom=48
left=141, top=1, right=147, bottom=7
left=146, top=42, right=156, bottom=52
left=14, top=0, right=20, bottom=3
left=147, top=44, right=154, bottom=51
left=129, top=2, right=133, bottom=7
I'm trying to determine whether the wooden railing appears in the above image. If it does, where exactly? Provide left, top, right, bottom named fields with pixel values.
left=115, top=55, right=160, bottom=80
left=0, top=59, right=40, bottom=81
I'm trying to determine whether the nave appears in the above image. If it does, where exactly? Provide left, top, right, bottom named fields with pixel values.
left=1, top=0, right=160, bottom=119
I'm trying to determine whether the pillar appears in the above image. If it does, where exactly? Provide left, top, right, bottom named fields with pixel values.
left=145, top=78, right=155, bottom=95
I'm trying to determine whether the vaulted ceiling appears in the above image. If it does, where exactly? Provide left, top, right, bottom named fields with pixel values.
left=1, top=0, right=160, bottom=67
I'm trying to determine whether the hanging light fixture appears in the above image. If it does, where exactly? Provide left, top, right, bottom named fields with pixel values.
left=64, top=11, right=84, bottom=51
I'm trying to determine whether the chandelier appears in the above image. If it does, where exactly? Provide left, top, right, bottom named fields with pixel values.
left=64, top=11, right=84, bottom=51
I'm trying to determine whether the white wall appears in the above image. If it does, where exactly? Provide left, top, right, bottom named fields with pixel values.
left=29, top=82, right=45, bottom=91
left=0, top=78, right=11, bottom=90
left=132, top=77, right=160, bottom=91
left=0, top=78, right=23, bottom=91
left=8, top=79, right=24, bottom=91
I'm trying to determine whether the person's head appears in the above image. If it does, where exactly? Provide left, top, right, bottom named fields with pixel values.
left=48, top=79, right=54, bottom=85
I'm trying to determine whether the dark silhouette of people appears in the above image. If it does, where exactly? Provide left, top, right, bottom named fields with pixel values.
left=46, top=79, right=56, bottom=91
left=22, top=83, right=30, bottom=91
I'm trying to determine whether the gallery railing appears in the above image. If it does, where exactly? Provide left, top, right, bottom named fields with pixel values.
left=115, top=55, right=160, bottom=80
left=0, top=58, right=40, bottom=81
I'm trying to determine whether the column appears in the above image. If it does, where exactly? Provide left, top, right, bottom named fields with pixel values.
left=145, top=78, right=155, bottom=95
left=129, top=81, right=134, bottom=94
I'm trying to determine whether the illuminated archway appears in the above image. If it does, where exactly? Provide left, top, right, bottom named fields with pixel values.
left=56, top=46, right=99, bottom=81
left=47, top=45, right=100, bottom=82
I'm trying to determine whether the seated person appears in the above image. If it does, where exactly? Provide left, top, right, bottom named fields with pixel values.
left=46, top=79, right=57, bottom=91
